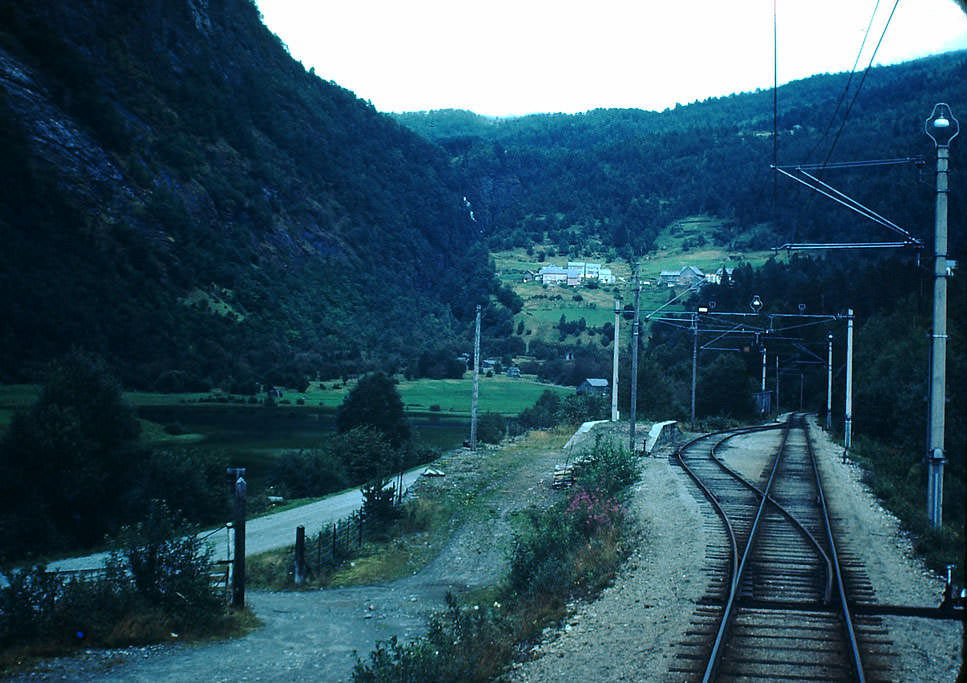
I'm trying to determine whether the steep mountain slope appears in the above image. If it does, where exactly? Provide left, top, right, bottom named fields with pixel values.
left=396, top=52, right=966, bottom=258
left=0, top=0, right=485, bottom=388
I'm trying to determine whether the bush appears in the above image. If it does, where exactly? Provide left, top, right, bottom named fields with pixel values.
left=360, top=478, right=399, bottom=530
left=119, top=502, right=222, bottom=628
left=572, top=437, right=637, bottom=495
left=0, top=502, right=227, bottom=656
left=354, top=594, right=512, bottom=682
left=269, top=449, right=348, bottom=499
left=476, top=412, right=505, bottom=444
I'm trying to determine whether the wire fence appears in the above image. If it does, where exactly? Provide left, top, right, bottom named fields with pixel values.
left=302, top=510, right=364, bottom=576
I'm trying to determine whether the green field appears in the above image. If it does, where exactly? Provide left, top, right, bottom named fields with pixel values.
left=396, top=376, right=571, bottom=415
left=0, top=376, right=573, bottom=438
left=494, top=214, right=781, bottom=347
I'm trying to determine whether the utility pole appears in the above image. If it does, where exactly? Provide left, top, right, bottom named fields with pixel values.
left=775, top=355, right=780, bottom=415
left=826, top=334, right=833, bottom=430
left=845, top=308, right=854, bottom=450
left=611, top=297, right=620, bottom=421
left=470, top=304, right=481, bottom=451
left=690, top=312, right=699, bottom=424
left=629, top=280, right=641, bottom=453
left=761, top=347, right=767, bottom=392
left=925, top=103, right=958, bottom=527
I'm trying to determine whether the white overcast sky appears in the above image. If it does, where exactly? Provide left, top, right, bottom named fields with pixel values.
left=254, top=1, right=966, bottom=117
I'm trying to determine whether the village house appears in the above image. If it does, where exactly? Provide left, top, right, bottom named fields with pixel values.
left=705, top=266, right=735, bottom=285
left=566, top=265, right=583, bottom=287
left=577, top=378, right=609, bottom=396
left=661, top=266, right=706, bottom=287
left=537, top=265, right=568, bottom=285
left=678, top=265, right=705, bottom=286
left=660, top=270, right=679, bottom=287
left=541, top=261, right=615, bottom=286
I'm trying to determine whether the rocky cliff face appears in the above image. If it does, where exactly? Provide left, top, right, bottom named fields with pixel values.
left=0, top=0, right=485, bottom=387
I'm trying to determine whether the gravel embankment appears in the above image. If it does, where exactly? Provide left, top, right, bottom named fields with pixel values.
left=513, top=418, right=963, bottom=681
left=510, top=429, right=707, bottom=681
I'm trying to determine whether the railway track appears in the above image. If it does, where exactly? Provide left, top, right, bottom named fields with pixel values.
left=669, top=415, right=894, bottom=681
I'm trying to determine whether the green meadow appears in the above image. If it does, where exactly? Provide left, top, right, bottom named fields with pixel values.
left=494, top=214, right=780, bottom=347
left=0, top=376, right=573, bottom=446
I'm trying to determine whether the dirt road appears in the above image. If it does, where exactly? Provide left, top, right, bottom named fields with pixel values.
left=43, top=468, right=427, bottom=575
left=16, top=433, right=576, bottom=681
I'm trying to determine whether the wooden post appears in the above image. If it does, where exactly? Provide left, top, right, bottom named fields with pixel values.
left=231, top=475, right=246, bottom=608
left=294, top=525, right=306, bottom=585
left=331, top=522, right=337, bottom=560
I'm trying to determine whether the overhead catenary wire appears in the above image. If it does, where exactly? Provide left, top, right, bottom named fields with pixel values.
left=806, top=0, right=883, bottom=164
left=775, top=157, right=923, bottom=171
left=771, top=165, right=923, bottom=248
left=819, top=0, right=902, bottom=171
left=795, top=168, right=921, bottom=241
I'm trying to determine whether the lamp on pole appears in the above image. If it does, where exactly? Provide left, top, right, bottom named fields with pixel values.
left=925, top=103, right=958, bottom=527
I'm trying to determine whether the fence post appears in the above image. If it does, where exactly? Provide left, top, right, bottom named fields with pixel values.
left=357, top=511, right=363, bottom=547
left=294, top=525, right=306, bottom=585
left=331, top=522, right=337, bottom=561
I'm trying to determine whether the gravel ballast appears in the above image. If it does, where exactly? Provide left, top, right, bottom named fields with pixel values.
left=512, top=418, right=963, bottom=681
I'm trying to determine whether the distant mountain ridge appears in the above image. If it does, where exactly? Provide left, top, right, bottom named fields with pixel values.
left=394, top=51, right=966, bottom=258
left=0, top=0, right=488, bottom=388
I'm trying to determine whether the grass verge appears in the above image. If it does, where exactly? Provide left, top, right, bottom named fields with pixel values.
left=352, top=435, right=639, bottom=682
left=247, top=428, right=573, bottom=590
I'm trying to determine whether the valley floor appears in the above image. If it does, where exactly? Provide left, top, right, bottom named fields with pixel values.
left=11, top=418, right=962, bottom=681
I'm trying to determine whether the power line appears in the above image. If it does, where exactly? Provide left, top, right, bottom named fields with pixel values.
left=819, top=0, right=902, bottom=171
left=807, top=0, right=883, bottom=163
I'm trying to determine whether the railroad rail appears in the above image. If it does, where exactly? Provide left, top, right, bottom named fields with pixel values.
left=670, top=415, right=893, bottom=681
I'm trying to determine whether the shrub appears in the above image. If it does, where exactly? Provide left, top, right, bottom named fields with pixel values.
left=354, top=594, right=512, bottom=682
left=0, top=501, right=226, bottom=656
left=476, top=412, right=505, bottom=444
left=119, top=502, right=222, bottom=628
left=360, top=478, right=399, bottom=530
left=572, top=437, right=637, bottom=495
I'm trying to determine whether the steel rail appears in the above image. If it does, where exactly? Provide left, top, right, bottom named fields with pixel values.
left=673, top=423, right=784, bottom=621
left=707, top=428, right=834, bottom=604
left=701, top=416, right=794, bottom=683
left=805, top=421, right=866, bottom=681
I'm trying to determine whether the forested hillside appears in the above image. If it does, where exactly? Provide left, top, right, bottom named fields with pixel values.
left=0, top=0, right=491, bottom=390
left=396, top=52, right=966, bottom=258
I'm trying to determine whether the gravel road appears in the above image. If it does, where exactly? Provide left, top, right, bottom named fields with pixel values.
left=43, top=468, right=427, bottom=574
left=13, top=433, right=575, bottom=681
